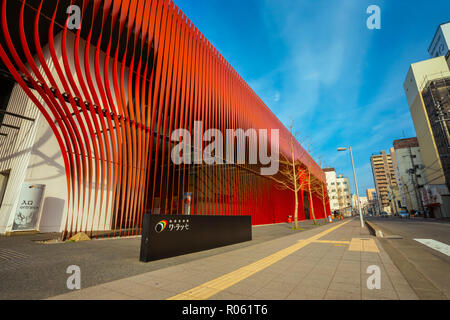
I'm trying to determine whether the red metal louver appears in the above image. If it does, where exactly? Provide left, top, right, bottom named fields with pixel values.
left=0, top=0, right=329, bottom=239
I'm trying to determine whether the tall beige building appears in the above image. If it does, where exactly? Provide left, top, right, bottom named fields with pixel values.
left=404, top=57, right=449, bottom=187
left=403, top=26, right=450, bottom=217
left=366, top=188, right=378, bottom=214
left=366, top=189, right=376, bottom=201
left=370, top=149, right=398, bottom=213
left=393, top=138, right=426, bottom=212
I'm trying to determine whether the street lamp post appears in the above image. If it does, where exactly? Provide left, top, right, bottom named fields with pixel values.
left=338, top=146, right=364, bottom=228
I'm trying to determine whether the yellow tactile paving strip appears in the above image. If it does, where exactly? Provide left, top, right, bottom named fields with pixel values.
left=348, top=238, right=379, bottom=253
left=314, top=240, right=351, bottom=245
left=167, top=220, right=353, bottom=300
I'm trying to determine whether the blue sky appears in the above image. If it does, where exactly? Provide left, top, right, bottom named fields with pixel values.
left=175, top=0, right=450, bottom=195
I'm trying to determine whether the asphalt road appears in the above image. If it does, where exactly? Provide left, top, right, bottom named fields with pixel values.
left=367, top=216, right=450, bottom=299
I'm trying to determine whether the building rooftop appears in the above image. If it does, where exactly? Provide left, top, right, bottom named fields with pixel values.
left=428, top=21, right=450, bottom=52
left=393, top=137, right=419, bottom=149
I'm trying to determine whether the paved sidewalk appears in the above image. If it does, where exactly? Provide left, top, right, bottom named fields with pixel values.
left=49, top=218, right=419, bottom=300
left=0, top=219, right=325, bottom=299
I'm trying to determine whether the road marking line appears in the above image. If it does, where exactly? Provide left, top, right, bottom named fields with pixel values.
left=167, top=220, right=352, bottom=300
left=414, top=239, right=450, bottom=256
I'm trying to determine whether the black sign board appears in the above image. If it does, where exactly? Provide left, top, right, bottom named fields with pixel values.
left=140, top=214, right=252, bottom=262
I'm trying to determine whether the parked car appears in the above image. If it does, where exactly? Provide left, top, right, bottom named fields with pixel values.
left=380, top=211, right=389, bottom=218
left=399, top=210, right=410, bottom=219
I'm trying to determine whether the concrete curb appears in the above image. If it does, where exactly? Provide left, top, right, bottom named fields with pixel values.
left=365, top=220, right=385, bottom=238
left=365, top=219, right=449, bottom=299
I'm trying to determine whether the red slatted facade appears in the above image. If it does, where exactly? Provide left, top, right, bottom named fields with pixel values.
left=0, top=0, right=331, bottom=239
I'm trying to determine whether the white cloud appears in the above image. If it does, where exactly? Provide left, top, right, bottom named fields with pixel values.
left=273, top=91, right=281, bottom=102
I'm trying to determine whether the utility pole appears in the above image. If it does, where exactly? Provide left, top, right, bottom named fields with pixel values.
left=406, top=147, right=424, bottom=213
left=389, top=187, right=399, bottom=215
left=338, top=147, right=364, bottom=228
left=435, top=102, right=450, bottom=148
left=432, top=80, right=450, bottom=193
left=384, top=150, right=398, bottom=216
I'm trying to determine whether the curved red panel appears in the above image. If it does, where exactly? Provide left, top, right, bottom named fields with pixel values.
left=0, top=0, right=329, bottom=239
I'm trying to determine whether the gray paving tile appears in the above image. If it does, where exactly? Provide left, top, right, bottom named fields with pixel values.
left=362, top=287, right=399, bottom=300
left=251, top=287, right=290, bottom=300
left=324, top=289, right=360, bottom=300
left=46, top=219, right=417, bottom=301
left=332, top=276, right=361, bottom=286
left=397, top=290, right=419, bottom=300
left=287, top=286, right=327, bottom=300
left=328, top=282, right=361, bottom=294
left=361, top=253, right=382, bottom=263
left=47, top=290, right=85, bottom=300
left=298, top=278, right=330, bottom=290
left=53, top=285, right=137, bottom=300
left=222, top=281, right=263, bottom=296
left=275, top=271, right=308, bottom=284
left=262, top=280, right=298, bottom=293
left=209, top=291, right=249, bottom=300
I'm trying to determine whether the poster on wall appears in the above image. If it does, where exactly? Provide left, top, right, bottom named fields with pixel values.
left=12, top=184, right=46, bottom=231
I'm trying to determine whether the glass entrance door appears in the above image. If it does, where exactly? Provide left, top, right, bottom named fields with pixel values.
left=304, top=193, right=310, bottom=220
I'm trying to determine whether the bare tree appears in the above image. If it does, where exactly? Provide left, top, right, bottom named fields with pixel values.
left=301, top=142, right=320, bottom=225
left=269, top=122, right=311, bottom=229
left=307, top=169, right=318, bottom=224
left=310, top=174, right=329, bottom=222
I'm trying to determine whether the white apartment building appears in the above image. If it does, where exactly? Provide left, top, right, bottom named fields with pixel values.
left=324, top=168, right=352, bottom=215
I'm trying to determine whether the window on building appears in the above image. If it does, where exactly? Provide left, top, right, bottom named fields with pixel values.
left=0, top=170, right=10, bottom=207
left=0, top=76, right=15, bottom=126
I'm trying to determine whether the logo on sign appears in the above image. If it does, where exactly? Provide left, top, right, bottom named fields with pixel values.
left=155, top=220, right=168, bottom=233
